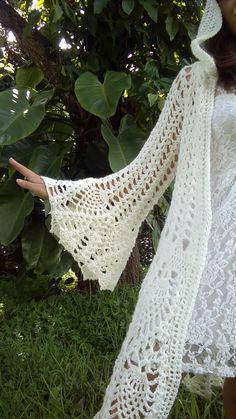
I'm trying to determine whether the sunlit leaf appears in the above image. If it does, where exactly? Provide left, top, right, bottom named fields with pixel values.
left=0, top=88, right=54, bottom=145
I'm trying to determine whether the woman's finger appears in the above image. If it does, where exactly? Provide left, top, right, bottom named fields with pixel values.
left=16, top=179, right=48, bottom=199
left=9, top=158, right=42, bottom=183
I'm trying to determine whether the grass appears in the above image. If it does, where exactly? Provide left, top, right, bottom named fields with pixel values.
left=0, top=278, right=225, bottom=418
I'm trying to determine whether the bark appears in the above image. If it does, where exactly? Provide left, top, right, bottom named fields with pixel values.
left=0, top=0, right=57, bottom=77
left=75, top=243, right=141, bottom=294
left=119, top=242, right=140, bottom=286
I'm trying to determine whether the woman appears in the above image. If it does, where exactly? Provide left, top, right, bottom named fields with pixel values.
left=8, top=0, right=236, bottom=417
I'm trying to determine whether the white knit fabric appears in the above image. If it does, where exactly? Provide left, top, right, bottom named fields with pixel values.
left=181, top=89, right=236, bottom=393
left=41, top=1, right=233, bottom=417
left=41, top=66, right=187, bottom=292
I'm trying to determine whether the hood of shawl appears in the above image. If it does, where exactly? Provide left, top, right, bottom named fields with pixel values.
left=191, top=0, right=223, bottom=74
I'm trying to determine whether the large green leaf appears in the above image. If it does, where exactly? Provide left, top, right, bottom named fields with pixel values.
left=0, top=138, right=70, bottom=180
left=21, top=220, right=63, bottom=274
left=31, top=89, right=54, bottom=106
left=0, top=88, right=54, bottom=145
left=41, top=118, right=74, bottom=141
left=101, top=114, right=147, bottom=172
left=16, top=65, right=44, bottom=88
left=27, top=143, right=71, bottom=178
left=50, top=250, right=74, bottom=278
left=75, top=71, right=131, bottom=118
left=0, top=179, right=34, bottom=245
left=0, top=137, right=37, bottom=167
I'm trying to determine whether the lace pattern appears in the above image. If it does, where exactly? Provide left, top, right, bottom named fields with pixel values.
left=41, top=67, right=189, bottom=292
left=182, top=91, right=236, bottom=379
left=41, top=1, right=229, bottom=415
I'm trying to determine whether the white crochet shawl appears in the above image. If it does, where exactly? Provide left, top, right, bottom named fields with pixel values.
left=41, top=1, right=224, bottom=417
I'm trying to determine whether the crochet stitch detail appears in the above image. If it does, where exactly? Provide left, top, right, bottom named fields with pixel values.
left=41, top=65, right=191, bottom=292
left=40, top=1, right=229, bottom=417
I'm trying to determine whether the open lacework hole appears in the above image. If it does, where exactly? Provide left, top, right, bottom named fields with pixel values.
left=109, top=340, right=163, bottom=419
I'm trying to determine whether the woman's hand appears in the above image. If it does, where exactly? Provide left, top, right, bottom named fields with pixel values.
left=9, top=157, right=49, bottom=200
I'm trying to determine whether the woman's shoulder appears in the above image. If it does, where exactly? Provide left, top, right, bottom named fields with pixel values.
left=177, top=62, right=199, bottom=80
left=175, top=61, right=212, bottom=91
left=172, top=63, right=197, bottom=91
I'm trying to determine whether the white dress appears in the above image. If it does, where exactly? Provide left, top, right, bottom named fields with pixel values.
left=182, top=90, right=236, bottom=378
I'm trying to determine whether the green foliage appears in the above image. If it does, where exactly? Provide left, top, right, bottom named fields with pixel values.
left=94, top=0, right=111, bottom=14
left=122, top=0, right=135, bottom=15
left=138, top=0, right=158, bottom=22
left=0, top=88, right=54, bottom=145
left=75, top=71, right=131, bottom=118
left=101, top=115, right=147, bottom=171
left=0, top=179, right=34, bottom=245
left=22, top=10, right=42, bottom=39
left=16, top=64, right=44, bottom=88
left=21, top=220, right=63, bottom=274
left=0, top=0, right=204, bottom=295
left=166, top=15, right=180, bottom=41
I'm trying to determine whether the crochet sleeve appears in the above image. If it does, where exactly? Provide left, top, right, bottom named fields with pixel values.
left=41, top=66, right=190, bottom=291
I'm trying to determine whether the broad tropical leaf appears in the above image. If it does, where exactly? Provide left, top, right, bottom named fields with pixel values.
left=0, top=179, right=34, bottom=245
left=101, top=114, right=146, bottom=172
left=0, top=88, right=54, bottom=145
left=16, top=65, right=44, bottom=88
left=75, top=71, right=131, bottom=118
left=21, top=220, right=63, bottom=274
left=27, top=143, right=71, bottom=178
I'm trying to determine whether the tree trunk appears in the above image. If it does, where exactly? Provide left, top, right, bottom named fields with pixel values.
left=119, top=242, right=140, bottom=286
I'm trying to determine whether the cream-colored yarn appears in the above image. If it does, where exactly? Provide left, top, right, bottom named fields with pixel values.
left=41, top=65, right=187, bottom=292
left=40, top=1, right=230, bottom=417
